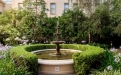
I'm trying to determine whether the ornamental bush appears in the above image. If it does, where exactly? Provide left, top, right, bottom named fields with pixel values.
left=10, top=46, right=38, bottom=75
left=0, top=51, right=32, bottom=75
left=72, top=45, right=104, bottom=75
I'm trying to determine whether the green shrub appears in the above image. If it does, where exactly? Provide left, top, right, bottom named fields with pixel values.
left=90, top=70, right=121, bottom=75
left=60, top=44, right=88, bottom=51
left=91, top=49, right=121, bottom=75
left=25, top=44, right=56, bottom=52
left=0, top=51, right=32, bottom=75
left=10, top=45, right=38, bottom=75
left=72, top=45, right=104, bottom=75
left=89, top=43, right=110, bottom=49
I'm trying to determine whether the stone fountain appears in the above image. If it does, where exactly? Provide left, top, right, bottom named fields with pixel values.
left=32, top=21, right=81, bottom=75
left=52, top=25, right=64, bottom=55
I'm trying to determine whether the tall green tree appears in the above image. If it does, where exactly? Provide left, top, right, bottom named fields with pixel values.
left=59, top=9, right=86, bottom=43
left=22, top=0, right=49, bottom=41
left=0, top=9, right=20, bottom=44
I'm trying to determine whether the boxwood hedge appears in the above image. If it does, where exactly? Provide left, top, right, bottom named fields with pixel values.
left=10, top=44, right=104, bottom=75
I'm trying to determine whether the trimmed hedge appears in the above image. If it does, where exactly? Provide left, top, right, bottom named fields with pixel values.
left=72, top=45, right=104, bottom=75
left=10, top=44, right=104, bottom=75
left=10, top=45, right=38, bottom=75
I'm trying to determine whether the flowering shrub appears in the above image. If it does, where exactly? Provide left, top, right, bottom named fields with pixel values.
left=91, top=49, right=121, bottom=75
left=0, top=51, right=32, bottom=75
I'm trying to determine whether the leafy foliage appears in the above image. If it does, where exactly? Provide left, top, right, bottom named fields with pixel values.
left=72, top=45, right=104, bottom=75
left=59, top=9, right=86, bottom=43
left=0, top=51, right=32, bottom=75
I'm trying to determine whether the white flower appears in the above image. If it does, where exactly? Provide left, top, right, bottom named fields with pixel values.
left=110, top=48, right=117, bottom=52
left=13, top=60, right=15, bottom=63
left=119, top=46, right=121, bottom=49
left=107, top=65, right=113, bottom=71
left=6, top=38, right=10, bottom=41
left=22, top=36, right=26, bottom=39
left=115, top=53, right=121, bottom=58
left=114, top=57, right=120, bottom=63
left=81, top=40, right=86, bottom=43
left=20, top=55, right=24, bottom=58
left=20, top=44, right=22, bottom=45
left=118, top=53, right=121, bottom=57
left=15, top=37, right=19, bottom=41
left=23, top=42, right=27, bottom=45
left=18, top=38, right=22, bottom=41
left=32, top=40, right=34, bottom=43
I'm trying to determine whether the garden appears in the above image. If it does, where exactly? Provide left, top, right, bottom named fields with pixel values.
left=1, top=0, right=121, bottom=75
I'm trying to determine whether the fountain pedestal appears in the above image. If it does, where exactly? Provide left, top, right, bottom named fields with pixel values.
left=56, top=43, right=61, bottom=55
left=52, top=41, right=64, bottom=55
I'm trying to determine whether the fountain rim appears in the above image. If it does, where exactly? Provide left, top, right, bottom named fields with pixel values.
left=38, top=59, right=73, bottom=65
left=32, top=49, right=82, bottom=54
left=32, top=49, right=82, bottom=65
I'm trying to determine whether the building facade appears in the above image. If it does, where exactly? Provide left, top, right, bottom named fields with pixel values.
left=1, top=0, right=107, bottom=16
left=0, top=0, right=5, bottom=13
left=12, top=0, right=72, bottom=17
left=0, top=0, right=12, bottom=13
left=11, top=0, right=79, bottom=17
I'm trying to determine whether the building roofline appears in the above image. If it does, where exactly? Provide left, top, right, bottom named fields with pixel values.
left=0, top=0, right=5, bottom=5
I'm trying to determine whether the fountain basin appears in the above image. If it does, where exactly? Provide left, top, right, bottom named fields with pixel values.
left=32, top=49, right=81, bottom=74
left=38, top=59, right=74, bottom=74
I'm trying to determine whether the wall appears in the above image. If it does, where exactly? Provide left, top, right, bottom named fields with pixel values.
left=0, top=1, right=5, bottom=12
left=45, top=0, right=68, bottom=17
left=12, top=0, right=69, bottom=17
left=4, top=3, right=12, bottom=10
left=12, top=0, right=24, bottom=9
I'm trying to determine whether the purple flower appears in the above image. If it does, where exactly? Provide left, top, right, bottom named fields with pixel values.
left=0, top=55, right=3, bottom=59
left=0, top=55, right=6, bottom=59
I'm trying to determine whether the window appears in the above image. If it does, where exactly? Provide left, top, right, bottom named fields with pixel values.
left=64, top=3, right=69, bottom=12
left=18, top=3, right=23, bottom=8
left=50, top=3, right=56, bottom=14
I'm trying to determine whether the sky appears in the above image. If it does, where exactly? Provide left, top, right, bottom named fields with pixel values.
left=2, top=0, right=12, bottom=3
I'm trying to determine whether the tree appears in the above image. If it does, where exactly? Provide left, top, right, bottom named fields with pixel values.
left=0, top=9, right=20, bottom=45
left=22, top=0, right=48, bottom=41
left=59, top=9, right=86, bottom=43
left=110, top=0, right=121, bottom=36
